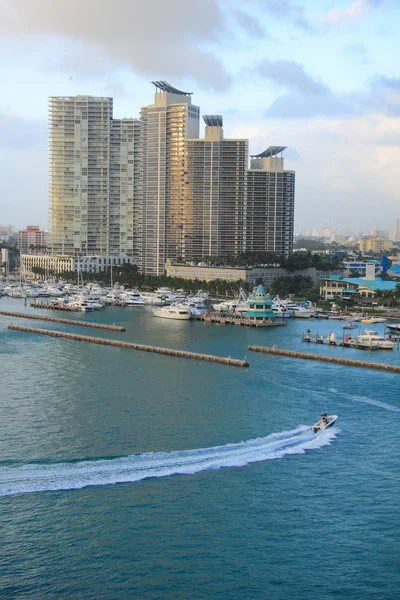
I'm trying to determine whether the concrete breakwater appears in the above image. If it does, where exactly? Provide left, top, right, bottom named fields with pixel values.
left=0, top=310, right=125, bottom=331
left=8, top=325, right=249, bottom=368
left=248, top=345, right=400, bottom=373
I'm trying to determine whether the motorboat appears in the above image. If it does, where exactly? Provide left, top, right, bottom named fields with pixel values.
left=353, top=331, right=396, bottom=350
left=361, top=317, right=386, bottom=324
left=386, top=323, right=400, bottom=333
left=152, top=305, right=191, bottom=320
left=343, top=321, right=358, bottom=329
left=312, top=413, right=338, bottom=433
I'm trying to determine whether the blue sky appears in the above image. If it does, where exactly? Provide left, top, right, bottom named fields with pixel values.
left=0, top=0, right=399, bottom=231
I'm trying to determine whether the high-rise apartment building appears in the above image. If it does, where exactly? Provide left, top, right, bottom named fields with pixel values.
left=110, top=119, right=140, bottom=256
left=185, top=115, right=248, bottom=260
left=138, top=82, right=200, bottom=275
left=49, top=96, right=113, bottom=256
left=48, top=86, right=295, bottom=272
left=246, top=147, right=295, bottom=257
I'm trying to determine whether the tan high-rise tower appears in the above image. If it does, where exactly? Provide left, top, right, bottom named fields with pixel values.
left=138, top=82, right=200, bottom=275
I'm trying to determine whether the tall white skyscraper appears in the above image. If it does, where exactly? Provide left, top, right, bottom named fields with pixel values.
left=138, top=82, right=200, bottom=275
left=49, top=96, right=113, bottom=256
left=246, top=147, right=295, bottom=257
left=49, top=96, right=139, bottom=258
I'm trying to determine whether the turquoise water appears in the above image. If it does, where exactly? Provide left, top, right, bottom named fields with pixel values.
left=1, top=298, right=399, bottom=599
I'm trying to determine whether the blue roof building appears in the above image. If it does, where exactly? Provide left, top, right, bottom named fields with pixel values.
left=320, top=275, right=398, bottom=301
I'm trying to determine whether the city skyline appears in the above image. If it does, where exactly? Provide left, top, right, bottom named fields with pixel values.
left=47, top=86, right=295, bottom=273
left=0, top=0, right=399, bottom=231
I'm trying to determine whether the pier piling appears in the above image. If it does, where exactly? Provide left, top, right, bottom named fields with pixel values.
left=8, top=325, right=249, bottom=368
left=248, top=345, right=400, bottom=373
left=0, top=310, right=125, bottom=331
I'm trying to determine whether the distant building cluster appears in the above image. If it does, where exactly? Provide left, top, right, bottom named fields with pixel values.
left=296, top=220, right=400, bottom=247
left=48, top=83, right=295, bottom=275
left=17, top=225, right=49, bottom=254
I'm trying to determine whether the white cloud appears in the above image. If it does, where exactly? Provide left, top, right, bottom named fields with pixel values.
left=323, top=0, right=381, bottom=26
left=229, top=114, right=400, bottom=229
left=0, top=0, right=264, bottom=91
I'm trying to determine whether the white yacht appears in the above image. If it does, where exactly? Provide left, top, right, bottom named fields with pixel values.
left=283, top=300, right=316, bottom=318
left=140, top=291, right=165, bottom=305
left=120, top=291, right=146, bottom=306
left=350, top=330, right=396, bottom=350
left=152, top=305, right=191, bottom=320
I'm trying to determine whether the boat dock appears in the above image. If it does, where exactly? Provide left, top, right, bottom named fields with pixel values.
left=301, top=330, right=399, bottom=350
left=248, top=345, right=400, bottom=373
left=0, top=310, right=126, bottom=331
left=197, top=313, right=286, bottom=327
left=8, top=325, right=250, bottom=368
left=31, top=300, right=79, bottom=311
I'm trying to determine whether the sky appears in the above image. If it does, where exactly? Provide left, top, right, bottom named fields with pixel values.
left=0, top=0, right=399, bottom=232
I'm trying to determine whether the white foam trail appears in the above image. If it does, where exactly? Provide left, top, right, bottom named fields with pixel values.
left=0, top=427, right=337, bottom=497
left=341, top=393, right=400, bottom=413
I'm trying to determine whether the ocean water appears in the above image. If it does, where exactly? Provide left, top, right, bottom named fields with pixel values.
left=1, top=298, right=399, bottom=599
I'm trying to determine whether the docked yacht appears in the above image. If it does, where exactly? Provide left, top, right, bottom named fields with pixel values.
left=312, top=413, right=338, bottom=433
left=361, top=317, right=386, bottom=324
left=352, top=331, right=396, bottom=350
left=152, top=305, right=191, bottom=320
left=120, top=291, right=146, bottom=306
left=284, top=300, right=316, bottom=318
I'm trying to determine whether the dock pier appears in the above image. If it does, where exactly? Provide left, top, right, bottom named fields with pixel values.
left=248, top=345, right=400, bottom=373
left=0, top=310, right=125, bottom=331
left=8, top=325, right=250, bottom=368
left=197, top=313, right=286, bottom=327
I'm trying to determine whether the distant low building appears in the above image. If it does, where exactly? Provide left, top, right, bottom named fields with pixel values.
left=359, top=236, right=392, bottom=253
left=343, top=260, right=381, bottom=276
left=22, top=254, right=134, bottom=276
left=166, top=261, right=317, bottom=285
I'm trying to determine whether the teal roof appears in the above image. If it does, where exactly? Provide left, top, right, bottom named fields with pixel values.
left=327, top=276, right=398, bottom=291
left=256, top=284, right=265, bottom=295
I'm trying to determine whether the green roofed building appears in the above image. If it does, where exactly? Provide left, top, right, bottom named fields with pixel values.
left=244, top=284, right=277, bottom=322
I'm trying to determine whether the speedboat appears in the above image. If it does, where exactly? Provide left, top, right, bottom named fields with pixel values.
left=312, top=413, right=338, bottom=433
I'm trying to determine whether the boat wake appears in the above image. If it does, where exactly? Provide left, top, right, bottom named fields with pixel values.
left=0, top=426, right=337, bottom=497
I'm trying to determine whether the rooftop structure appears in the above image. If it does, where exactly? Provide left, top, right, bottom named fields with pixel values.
left=250, top=146, right=287, bottom=159
left=151, top=81, right=192, bottom=96
left=203, top=115, right=223, bottom=127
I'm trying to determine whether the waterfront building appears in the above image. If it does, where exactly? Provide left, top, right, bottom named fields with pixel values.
left=320, top=275, right=397, bottom=301
left=138, top=81, right=200, bottom=275
left=49, top=96, right=139, bottom=259
left=21, top=253, right=134, bottom=276
left=246, top=147, right=295, bottom=257
left=244, top=284, right=277, bottom=322
left=185, top=115, right=248, bottom=261
left=166, top=261, right=318, bottom=285
left=18, top=226, right=48, bottom=254
left=109, top=118, right=140, bottom=257
left=49, top=96, right=113, bottom=256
